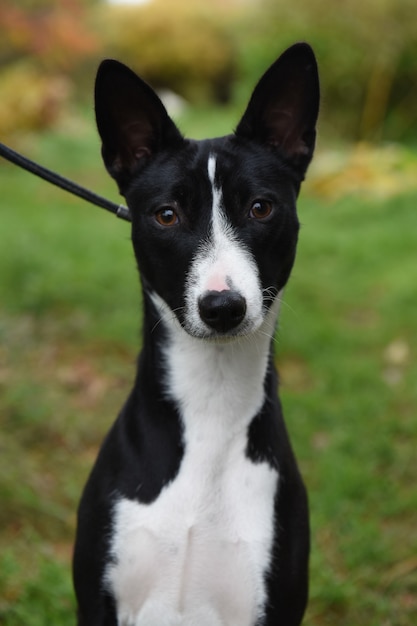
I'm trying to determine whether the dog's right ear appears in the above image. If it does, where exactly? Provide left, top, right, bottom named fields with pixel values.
left=95, top=60, right=184, bottom=192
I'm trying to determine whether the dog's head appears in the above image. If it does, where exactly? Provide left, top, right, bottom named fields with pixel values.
left=95, top=43, right=319, bottom=340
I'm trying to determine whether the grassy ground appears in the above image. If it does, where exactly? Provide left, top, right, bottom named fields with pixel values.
left=0, top=113, right=416, bottom=625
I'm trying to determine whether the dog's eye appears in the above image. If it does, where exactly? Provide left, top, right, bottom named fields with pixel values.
left=249, top=200, right=273, bottom=220
left=154, top=206, right=179, bottom=227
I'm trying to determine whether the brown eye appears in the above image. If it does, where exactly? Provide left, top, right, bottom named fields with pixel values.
left=154, top=206, right=179, bottom=227
left=249, top=200, right=273, bottom=220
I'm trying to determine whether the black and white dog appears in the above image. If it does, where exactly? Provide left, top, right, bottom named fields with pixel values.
left=73, top=43, right=320, bottom=626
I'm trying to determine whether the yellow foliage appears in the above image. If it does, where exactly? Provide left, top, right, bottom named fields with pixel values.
left=306, top=143, right=417, bottom=200
left=0, top=4, right=100, bottom=73
left=0, top=63, right=71, bottom=138
left=94, top=1, right=236, bottom=102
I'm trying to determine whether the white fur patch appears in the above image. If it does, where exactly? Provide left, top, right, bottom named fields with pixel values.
left=184, top=155, right=263, bottom=338
left=105, top=291, right=281, bottom=626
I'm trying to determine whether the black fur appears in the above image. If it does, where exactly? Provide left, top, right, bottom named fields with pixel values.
left=73, top=43, right=319, bottom=626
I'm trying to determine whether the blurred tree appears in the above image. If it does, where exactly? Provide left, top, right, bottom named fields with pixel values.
left=0, top=0, right=100, bottom=73
left=1, top=0, right=415, bottom=143
left=94, top=0, right=237, bottom=103
left=255, top=0, right=417, bottom=142
left=0, top=0, right=102, bottom=136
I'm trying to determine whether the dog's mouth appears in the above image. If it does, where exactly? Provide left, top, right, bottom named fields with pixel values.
left=183, top=320, right=258, bottom=343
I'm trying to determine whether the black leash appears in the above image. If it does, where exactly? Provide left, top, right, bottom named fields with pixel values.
left=0, top=141, right=131, bottom=222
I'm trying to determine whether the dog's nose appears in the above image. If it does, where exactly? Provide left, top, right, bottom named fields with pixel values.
left=198, top=290, right=247, bottom=333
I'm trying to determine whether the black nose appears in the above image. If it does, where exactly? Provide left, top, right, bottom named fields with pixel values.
left=198, top=290, right=247, bottom=333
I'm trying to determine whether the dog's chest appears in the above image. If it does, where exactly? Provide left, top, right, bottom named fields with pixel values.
left=106, top=441, right=277, bottom=626
left=105, top=316, right=279, bottom=626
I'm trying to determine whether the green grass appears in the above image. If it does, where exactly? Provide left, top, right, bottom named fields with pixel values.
left=0, top=119, right=416, bottom=624
left=281, top=192, right=417, bottom=624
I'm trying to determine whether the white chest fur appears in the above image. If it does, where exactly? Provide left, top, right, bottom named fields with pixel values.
left=105, top=295, right=280, bottom=626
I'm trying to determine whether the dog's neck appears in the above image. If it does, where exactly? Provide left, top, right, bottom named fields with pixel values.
left=145, top=291, right=281, bottom=441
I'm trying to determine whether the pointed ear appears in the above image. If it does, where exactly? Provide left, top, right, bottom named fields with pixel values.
left=95, top=60, right=184, bottom=192
left=235, top=43, right=319, bottom=175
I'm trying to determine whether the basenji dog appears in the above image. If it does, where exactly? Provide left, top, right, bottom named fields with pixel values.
left=73, top=42, right=320, bottom=626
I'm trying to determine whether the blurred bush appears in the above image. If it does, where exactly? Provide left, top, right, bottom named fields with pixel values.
left=0, top=0, right=416, bottom=144
left=238, top=0, right=417, bottom=143
left=0, top=1, right=100, bottom=138
left=0, top=62, right=71, bottom=137
left=93, top=0, right=237, bottom=104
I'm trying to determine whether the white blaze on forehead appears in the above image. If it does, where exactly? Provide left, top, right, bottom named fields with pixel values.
left=184, top=154, right=264, bottom=336
left=207, top=154, right=233, bottom=249
left=206, top=155, right=232, bottom=292
left=207, top=153, right=216, bottom=185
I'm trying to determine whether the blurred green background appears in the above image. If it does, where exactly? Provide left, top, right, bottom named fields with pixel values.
left=0, top=0, right=416, bottom=624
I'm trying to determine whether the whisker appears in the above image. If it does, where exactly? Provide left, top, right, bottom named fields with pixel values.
left=262, top=286, right=279, bottom=304
left=259, top=321, right=280, bottom=347
left=262, top=287, right=299, bottom=321
left=151, top=305, right=184, bottom=334
left=276, top=294, right=298, bottom=319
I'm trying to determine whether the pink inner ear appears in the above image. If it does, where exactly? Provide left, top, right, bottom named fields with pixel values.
left=266, top=107, right=308, bottom=157
left=135, top=147, right=151, bottom=159
left=269, top=131, right=309, bottom=158
left=122, top=120, right=154, bottom=163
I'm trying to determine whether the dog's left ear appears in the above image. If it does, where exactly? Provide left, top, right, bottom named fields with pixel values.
left=95, top=59, right=184, bottom=193
left=235, top=43, right=319, bottom=176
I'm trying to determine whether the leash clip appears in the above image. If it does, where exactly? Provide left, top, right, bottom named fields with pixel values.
left=117, top=205, right=131, bottom=221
